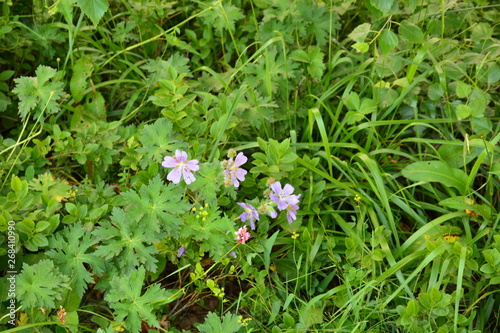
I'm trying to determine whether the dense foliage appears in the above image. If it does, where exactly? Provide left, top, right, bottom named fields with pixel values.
left=1, top=0, right=499, bottom=332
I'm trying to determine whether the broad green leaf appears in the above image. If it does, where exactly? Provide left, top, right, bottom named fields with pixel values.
left=469, top=88, right=487, bottom=117
left=428, top=83, right=444, bottom=101
left=348, top=23, right=371, bottom=42
left=76, top=0, right=109, bottom=26
left=402, top=161, right=468, bottom=192
left=456, top=104, right=472, bottom=120
left=399, top=21, right=424, bottom=43
left=379, top=29, right=398, bottom=54
left=456, top=81, right=471, bottom=98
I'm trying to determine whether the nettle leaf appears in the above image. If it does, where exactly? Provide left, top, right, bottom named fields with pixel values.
left=76, top=0, right=109, bottom=26
left=93, top=207, right=159, bottom=273
left=135, top=118, right=185, bottom=169
left=121, top=175, right=191, bottom=238
left=105, top=266, right=174, bottom=333
left=17, top=259, right=70, bottom=309
left=370, top=0, right=394, bottom=14
left=12, top=65, right=66, bottom=121
left=46, top=222, right=104, bottom=297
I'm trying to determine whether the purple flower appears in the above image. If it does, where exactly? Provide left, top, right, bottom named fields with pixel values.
left=235, top=226, right=251, bottom=245
left=237, top=202, right=259, bottom=230
left=162, top=150, right=199, bottom=184
left=285, top=203, right=299, bottom=224
left=222, top=152, right=248, bottom=188
left=269, top=181, right=301, bottom=211
left=177, top=246, right=186, bottom=258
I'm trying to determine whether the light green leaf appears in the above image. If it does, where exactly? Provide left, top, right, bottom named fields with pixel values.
left=379, top=29, right=398, bottom=54
left=456, top=81, right=471, bottom=98
left=348, top=23, right=371, bottom=42
left=402, top=161, right=468, bottom=192
left=76, top=0, right=109, bottom=26
left=352, top=42, right=369, bottom=53
left=456, top=104, right=472, bottom=120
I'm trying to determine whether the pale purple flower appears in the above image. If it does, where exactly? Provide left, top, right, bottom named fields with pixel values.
left=235, top=226, right=251, bottom=245
left=237, top=202, right=259, bottom=230
left=285, top=203, right=299, bottom=224
left=269, top=181, right=301, bottom=211
left=162, top=150, right=199, bottom=184
left=222, top=152, right=248, bottom=188
left=177, top=246, right=186, bottom=258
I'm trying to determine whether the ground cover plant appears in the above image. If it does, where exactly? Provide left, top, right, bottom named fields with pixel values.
left=0, top=0, right=499, bottom=332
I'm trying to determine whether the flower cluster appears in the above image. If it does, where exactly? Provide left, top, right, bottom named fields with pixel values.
left=161, top=150, right=301, bottom=247
left=57, top=305, right=67, bottom=325
left=235, top=226, right=251, bottom=245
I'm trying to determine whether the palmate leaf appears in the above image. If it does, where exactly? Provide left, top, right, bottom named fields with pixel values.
left=46, top=222, right=104, bottom=297
left=105, top=266, right=174, bottom=333
left=135, top=118, right=185, bottom=169
left=198, top=311, right=242, bottom=333
left=16, top=259, right=70, bottom=309
left=120, top=175, right=191, bottom=238
left=12, top=65, right=65, bottom=121
left=199, top=2, right=244, bottom=34
left=93, top=208, right=159, bottom=273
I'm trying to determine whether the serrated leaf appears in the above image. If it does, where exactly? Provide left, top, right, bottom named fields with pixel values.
left=93, top=208, right=159, bottom=273
left=76, top=0, right=109, bottom=26
left=343, top=92, right=360, bottom=110
left=379, top=29, right=398, bottom=54
left=46, top=222, right=104, bottom=297
left=399, top=21, right=424, bottom=43
left=105, top=266, right=174, bottom=333
left=12, top=65, right=66, bottom=121
left=17, top=259, right=70, bottom=309
left=121, top=175, right=190, bottom=238
left=198, top=311, right=242, bottom=333
left=402, top=161, right=468, bottom=192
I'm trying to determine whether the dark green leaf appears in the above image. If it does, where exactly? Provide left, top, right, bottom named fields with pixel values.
left=76, top=0, right=109, bottom=26
left=399, top=21, right=424, bottom=43
left=379, top=29, right=398, bottom=54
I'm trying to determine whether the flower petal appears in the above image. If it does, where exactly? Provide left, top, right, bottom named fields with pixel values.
left=283, top=184, right=295, bottom=195
left=167, top=168, right=182, bottom=184
left=186, top=160, right=200, bottom=171
left=175, top=150, right=188, bottom=162
left=182, top=169, right=196, bottom=184
left=234, top=152, right=247, bottom=166
left=270, top=181, right=282, bottom=195
left=162, top=156, right=178, bottom=168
